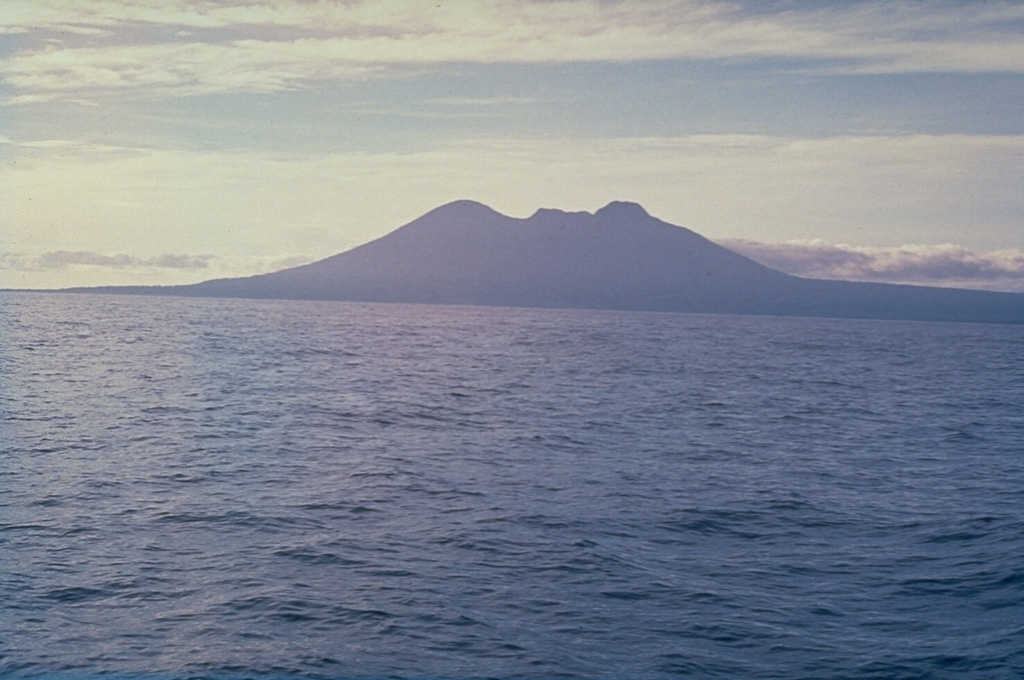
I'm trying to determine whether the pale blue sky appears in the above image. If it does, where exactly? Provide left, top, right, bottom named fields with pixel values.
left=2, top=0, right=1023, bottom=290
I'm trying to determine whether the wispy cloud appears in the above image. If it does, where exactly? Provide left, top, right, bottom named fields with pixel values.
left=721, top=239, right=1024, bottom=292
left=422, top=96, right=538, bottom=107
left=0, top=251, right=317, bottom=288
left=3, top=1, right=1023, bottom=101
left=2, top=251, right=216, bottom=271
left=2, top=40, right=383, bottom=97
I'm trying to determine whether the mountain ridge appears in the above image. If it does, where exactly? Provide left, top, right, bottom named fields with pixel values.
left=58, top=200, right=1024, bottom=324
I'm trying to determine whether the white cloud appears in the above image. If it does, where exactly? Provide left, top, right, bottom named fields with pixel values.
left=2, top=250, right=215, bottom=270
left=2, top=1, right=1023, bottom=101
left=2, top=40, right=384, bottom=97
left=721, top=238, right=1024, bottom=292
left=0, top=250, right=316, bottom=288
left=423, top=96, right=538, bottom=107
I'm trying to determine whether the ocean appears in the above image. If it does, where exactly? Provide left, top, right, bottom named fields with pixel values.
left=2, top=291, right=1023, bottom=679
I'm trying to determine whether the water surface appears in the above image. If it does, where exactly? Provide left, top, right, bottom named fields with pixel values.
left=2, top=292, right=1023, bottom=679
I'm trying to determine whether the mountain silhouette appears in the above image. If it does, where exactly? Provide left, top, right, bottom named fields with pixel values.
left=70, top=200, right=1024, bottom=324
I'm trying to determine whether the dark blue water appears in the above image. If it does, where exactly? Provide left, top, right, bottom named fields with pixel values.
left=2, top=292, right=1023, bottom=679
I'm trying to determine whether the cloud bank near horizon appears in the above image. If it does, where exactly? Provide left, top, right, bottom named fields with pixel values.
left=11, top=251, right=216, bottom=271
left=0, top=251, right=316, bottom=289
left=5, top=240, right=1023, bottom=294
left=722, top=239, right=1024, bottom=292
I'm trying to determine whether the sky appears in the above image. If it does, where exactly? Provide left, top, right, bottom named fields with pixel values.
left=2, top=0, right=1023, bottom=291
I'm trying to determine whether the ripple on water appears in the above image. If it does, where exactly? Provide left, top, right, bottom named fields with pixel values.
left=2, top=292, right=1023, bottom=679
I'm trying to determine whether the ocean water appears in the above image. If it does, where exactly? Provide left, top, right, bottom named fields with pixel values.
left=2, top=291, right=1023, bottom=680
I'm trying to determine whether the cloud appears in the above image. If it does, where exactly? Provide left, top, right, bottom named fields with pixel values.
left=0, top=250, right=317, bottom=289
left=2, top=250, right=315, bottom=272
left=3, top=1, right=1023, bottom=100
left=2, top=41, right=383, bottom=97
left=423, top=95, right=538, bottom=107
left=3, top=251, right=216, bottom=271
left=721, top=239, right=1024, bottom=292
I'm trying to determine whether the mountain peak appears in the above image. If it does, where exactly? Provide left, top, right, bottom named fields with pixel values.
left=426, top=200, right=651, bottom=223
left=529, top=207, right=591, bottom=220
left=424, top=199, right=503, bottom=220
left=594, top=201, right=650, bottom=220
